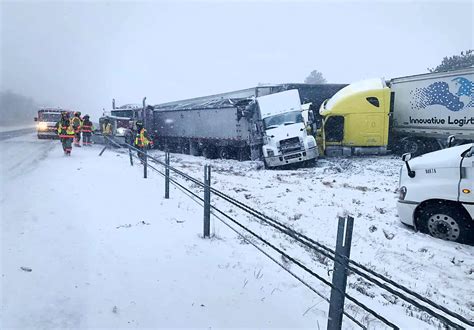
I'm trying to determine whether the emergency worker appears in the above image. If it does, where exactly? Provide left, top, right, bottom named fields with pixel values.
left=57, top=119, right=75, bottom=155
left=102, top=117, right=113, bottom=146
left=81, top=115, right=94, bottom=146
left=55, top=112, right=70, bottom=153
left=71, top=111, right=83, bottom=147
left=134, top=121, right=152, bottom=162
left=102, top=117, right=112, bottom=136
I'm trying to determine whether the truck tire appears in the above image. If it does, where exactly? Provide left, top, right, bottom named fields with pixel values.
left=263, top=158, right=269, bottom=169
left=218, top=147, right=230, bottom=159
left=417, top=202, right=473, bottom=244
left=202, top=145, right=217, bottom=159
left=400, top=138, right=425, bottom=156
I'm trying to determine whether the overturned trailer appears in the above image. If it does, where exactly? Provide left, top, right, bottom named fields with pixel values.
left=151, top=84, right=346, bottom=167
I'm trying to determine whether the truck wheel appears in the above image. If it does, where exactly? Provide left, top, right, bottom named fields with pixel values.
left=263, top=158, right=269, bottom=169
left=237, top=147, right=249, bottom=161
left=417, top=203, right=473, bottom=244
left=218, top=147, right=230, bottom=159
left=401, top=138, right=425, bottom=156
left=202, top=146, right=216, bottom=159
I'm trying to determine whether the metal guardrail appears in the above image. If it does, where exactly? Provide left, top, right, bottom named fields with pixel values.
left=101, top=136, right=472, bottom=329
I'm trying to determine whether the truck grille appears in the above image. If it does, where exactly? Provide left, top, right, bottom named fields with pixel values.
left=280, top=137, right=302, bottom=154
left=284, top=153, right=302, bottom=160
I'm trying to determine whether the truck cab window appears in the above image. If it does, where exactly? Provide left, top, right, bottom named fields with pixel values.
left=366, top=97, right=380, bottom=107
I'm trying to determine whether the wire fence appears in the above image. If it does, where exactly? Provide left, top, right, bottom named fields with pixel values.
left=101, top=137, right=472, bottom=329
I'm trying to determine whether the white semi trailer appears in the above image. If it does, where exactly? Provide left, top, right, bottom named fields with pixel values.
left=390, top=68, right=474, bottom=155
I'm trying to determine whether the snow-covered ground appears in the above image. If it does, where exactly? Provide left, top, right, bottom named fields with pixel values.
left=1, top=133, right=473, bottom=328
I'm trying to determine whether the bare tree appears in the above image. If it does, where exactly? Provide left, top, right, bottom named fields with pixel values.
left=428, top=49, right=474, bottom=73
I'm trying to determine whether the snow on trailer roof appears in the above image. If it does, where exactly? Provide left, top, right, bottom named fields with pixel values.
left=153, top=83, right=347, bottom=114
left=153, top=97, right=252, bottom=112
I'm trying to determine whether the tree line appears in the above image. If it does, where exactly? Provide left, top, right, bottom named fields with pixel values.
left=0, top=91, right=38, bottom=126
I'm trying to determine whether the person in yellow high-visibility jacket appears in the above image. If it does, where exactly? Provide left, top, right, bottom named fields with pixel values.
left=71, top=111, right=83, bottom=147
left=134, top=121, right=153, bottom=163
left=57, top=120, right=75, bottom=155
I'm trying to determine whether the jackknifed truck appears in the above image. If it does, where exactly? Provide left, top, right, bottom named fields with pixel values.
left=152, top=89, right=318, bottom=168
left=319, top=67, right=474, bottom=156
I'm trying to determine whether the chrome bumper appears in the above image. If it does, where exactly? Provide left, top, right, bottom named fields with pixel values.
left=264, top=147, right=318, bottom=168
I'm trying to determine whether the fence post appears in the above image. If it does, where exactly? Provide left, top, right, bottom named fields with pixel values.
left=129, top=147, right=133, bottom=166
left=165, top=152, right=170, bottom=199
left=203, top=165, right=211, bottom=238
left=143, top=149, right=147, bottom=179
left=327, top=215, right=354, bottom=330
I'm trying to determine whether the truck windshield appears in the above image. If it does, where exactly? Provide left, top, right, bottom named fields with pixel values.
left=39, top=113, right=61, bottom=122
left=111, top=110, right=135, bottom=118
left=263, top=111, right=304, bottom=130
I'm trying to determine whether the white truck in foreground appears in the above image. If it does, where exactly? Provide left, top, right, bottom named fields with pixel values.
left=397, top=142, right=474, bottom=244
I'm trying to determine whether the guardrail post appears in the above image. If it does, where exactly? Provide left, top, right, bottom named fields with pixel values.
left=203, top=165, right=211, bottom=238
left=129, top=146, right=133, bottom=166
left=327, top=215, right=354, bottom=330
left=143, top=149, right=147, bottom=179
left=165, top=152, right=170, bottom=199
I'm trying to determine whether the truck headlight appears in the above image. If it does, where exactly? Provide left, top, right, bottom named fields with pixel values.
left=399, top=186, right=407, bottom=200
left=267, top=149, right=274, bottom=157
left=37, top=122, right=48, bottom=131
left=307, top=138, right=315, bottom=148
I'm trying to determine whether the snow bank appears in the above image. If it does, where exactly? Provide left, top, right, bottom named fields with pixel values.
left=1, top=133, right=472, bottom=328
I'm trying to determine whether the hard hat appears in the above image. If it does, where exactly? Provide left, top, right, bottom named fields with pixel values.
left=83, top=114, right=90, bottom=119
left=75, top=111, right=81, bottom=116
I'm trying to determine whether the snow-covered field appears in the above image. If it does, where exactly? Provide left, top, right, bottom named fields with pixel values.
left=1, top=133, right=473, bottom=329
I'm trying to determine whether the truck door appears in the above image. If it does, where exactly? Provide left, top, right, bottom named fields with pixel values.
left=459, top=146, right=474, bottom=203
left=324, top=116, right=344, bottom=144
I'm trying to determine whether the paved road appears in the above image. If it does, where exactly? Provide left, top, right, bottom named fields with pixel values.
left=0, top=128, right=36, bottom=141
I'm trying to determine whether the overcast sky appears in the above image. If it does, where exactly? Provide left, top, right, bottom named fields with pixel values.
left=1, top=0, right=472, bottom=118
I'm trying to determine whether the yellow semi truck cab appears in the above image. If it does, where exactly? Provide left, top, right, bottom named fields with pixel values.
left=319, top=78, right=391, bottom=156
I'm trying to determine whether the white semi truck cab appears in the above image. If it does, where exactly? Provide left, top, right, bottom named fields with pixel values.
left=397, top=142, right=474, bottom=244
left=257, top=89, right=318, bottom=168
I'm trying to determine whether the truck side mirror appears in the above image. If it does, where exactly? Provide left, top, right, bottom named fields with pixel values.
left=447, top=135, right=455, bottom=148
left=34, top=117, right=37, bottom=122
left=462, top=146, right=474, bottom=158
left=402, top=153, right=415, bottom=178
